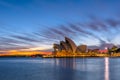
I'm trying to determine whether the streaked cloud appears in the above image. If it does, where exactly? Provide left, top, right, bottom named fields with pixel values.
left=0, top=17, right=120, bottom=51
left=0, top=0, right=120, bottom=53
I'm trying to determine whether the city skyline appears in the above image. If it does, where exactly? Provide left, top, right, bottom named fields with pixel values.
left=0, top=0, right=120, bottom=53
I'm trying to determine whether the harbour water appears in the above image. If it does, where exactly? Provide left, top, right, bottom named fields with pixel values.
left=0, top=57, right=120, bottom=80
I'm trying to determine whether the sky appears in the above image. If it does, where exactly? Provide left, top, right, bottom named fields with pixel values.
left=0, top=0, right=120, bottom=52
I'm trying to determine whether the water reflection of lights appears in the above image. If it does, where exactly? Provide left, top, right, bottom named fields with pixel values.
left=55, top=58, right=76, bottom=69
left=105, top=57, right=109, bottom=80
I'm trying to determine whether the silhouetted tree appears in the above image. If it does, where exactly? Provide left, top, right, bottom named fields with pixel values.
left=109, top=45, right=118, bottom=53
left=116, top=48, right=120, bottom=53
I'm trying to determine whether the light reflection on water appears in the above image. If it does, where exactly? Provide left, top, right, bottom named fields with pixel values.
left=0, top=57, right=119, bottom=80
left=105, top=57, right=109, bottom=80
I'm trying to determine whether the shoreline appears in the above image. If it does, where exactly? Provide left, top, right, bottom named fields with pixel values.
left=42, top=53, right=120, bottom=58
left=1, top=53, right=120, bottom=58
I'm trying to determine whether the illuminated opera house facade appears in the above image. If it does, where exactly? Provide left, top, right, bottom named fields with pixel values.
left=53, top=37, right=87, bottom=54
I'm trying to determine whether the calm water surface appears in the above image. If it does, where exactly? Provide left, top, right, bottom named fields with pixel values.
left=0, top=57, right=119, bottom=80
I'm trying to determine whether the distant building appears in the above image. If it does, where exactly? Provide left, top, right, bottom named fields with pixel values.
left=53, top=44, right=61, bottom=54
left=53, top=37, right=87, bottom=54
left=76, top=45, right=87, bottom=53
left=88, top=49, right=99, bottom=53
left=99, top=49, right=108, bottom=53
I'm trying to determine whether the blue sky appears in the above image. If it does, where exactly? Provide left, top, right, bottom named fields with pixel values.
left=0, top=0, right=120, bottom=52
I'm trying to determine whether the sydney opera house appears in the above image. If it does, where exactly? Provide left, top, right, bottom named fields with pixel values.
left=53, top=37, right=87, bottom=54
